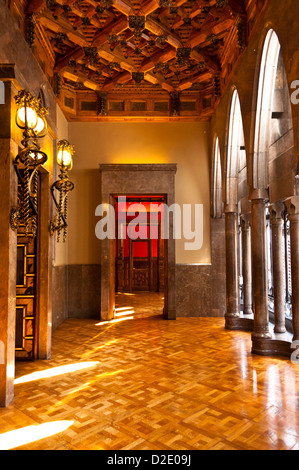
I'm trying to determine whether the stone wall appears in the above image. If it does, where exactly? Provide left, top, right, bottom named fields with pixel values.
left=67, top=264, right=101, bottom=320
left=176, top=218, right=226, bottom=318
left=52, top=266, right=68, bottom=331
left=52, top=264, right=101, bottom=329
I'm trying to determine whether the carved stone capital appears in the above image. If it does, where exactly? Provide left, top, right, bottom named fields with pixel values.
left=240, top=213, right=251, bottom=230
left=249, top=187, right=269, bottom=202
left=269, top=201, right=285, bottom=223
left=224, top=203, right=238, bottom=214
left=285, top=196, right=299, bottom=220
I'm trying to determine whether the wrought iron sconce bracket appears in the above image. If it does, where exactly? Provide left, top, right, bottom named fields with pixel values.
left=49, top=139, right=75, bottom=242
left=10, top=89, right=48, bottom=237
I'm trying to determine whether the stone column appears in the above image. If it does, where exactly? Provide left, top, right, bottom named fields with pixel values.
left=251, top=192, right=271, bottom=339
left=225, top=207, right=240, bottom=328
left=0, top=79, right=17, bottom=407
left=269, top=202, right=286, bottom=334
left=286, top=196, right=299, bottom=341
left=240, top=214, right=253, bottom=315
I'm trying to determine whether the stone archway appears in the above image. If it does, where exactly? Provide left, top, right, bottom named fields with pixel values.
left=250, top=29, right=297, bottom=356
left=224, top=89, right=253, bottom=331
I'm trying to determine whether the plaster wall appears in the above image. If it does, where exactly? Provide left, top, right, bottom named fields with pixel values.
left=67, top=121, right=211, bottom=266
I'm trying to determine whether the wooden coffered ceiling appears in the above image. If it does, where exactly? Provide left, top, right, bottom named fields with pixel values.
left=9, top=0, right=265, bottom=120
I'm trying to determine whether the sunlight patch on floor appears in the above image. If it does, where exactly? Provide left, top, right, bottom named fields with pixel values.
left=114, top=310, right=135, bottom=317
left=0, top=421, right=74, bottom=450
left=95, top=317, right=134, bottom=326
left=14, top=362, right=99, bottom=385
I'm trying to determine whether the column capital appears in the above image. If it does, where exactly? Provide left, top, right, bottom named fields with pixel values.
left=249, top=188, right=269, bottom=202
left=224, top=203, right=239, bottom=214
left=240, top=213, right=251, bottom=229
left=285, top=196, right=299, bottom=219
left=269, top=201, right=285, bottom=223
left=224, top=203, right=238, bottom=214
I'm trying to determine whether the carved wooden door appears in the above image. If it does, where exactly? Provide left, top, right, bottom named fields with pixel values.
left=15, top=173, right=40, bottom=361
left=115, top=220, right=165, bottom=293
left=131, top=240, right=151, bottom=291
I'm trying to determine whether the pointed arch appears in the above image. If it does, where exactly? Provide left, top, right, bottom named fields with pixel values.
left=212, top=136, right=222, bottom=218
left=253, top=29, right=281, bottom=190
left=226, top=89, right=246, bottom=208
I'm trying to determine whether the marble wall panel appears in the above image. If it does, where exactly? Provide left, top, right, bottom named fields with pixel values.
left=67, top=264, right=101, bottom=320
left=176, top=264, right=211, bottom=317
left=52, top=265, right=68, bottom=331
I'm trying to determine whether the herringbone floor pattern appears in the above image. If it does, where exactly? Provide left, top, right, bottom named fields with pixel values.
left=0, top=297, right=299, bottom=450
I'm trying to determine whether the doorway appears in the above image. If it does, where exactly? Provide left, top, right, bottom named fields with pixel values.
left=15, top=170, right=40, bottom=361
left=13, top=168, right=51, bottom=361
left=99, top=164, right=177, bottom=322
left=114, top=196, right=165, bottom=319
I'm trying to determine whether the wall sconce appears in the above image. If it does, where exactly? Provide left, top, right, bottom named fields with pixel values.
left=49, top=139, right=75, bottom=242
left=10, top=90, right=48, bottom=237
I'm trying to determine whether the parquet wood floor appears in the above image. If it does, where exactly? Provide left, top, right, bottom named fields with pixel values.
left=0, top=297, right=299, bottom=450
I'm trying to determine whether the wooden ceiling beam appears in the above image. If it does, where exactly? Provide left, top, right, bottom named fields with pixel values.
left=98, top=44, right=136, bottom=72
left=26, top=0, right=46, bottom=14
left=100, top=68, right=175, bottom=94
left=145, top=17, right=182, bottom=48
left=54, top=0, right=102, bottom=28
left=111, top=0, right=189, bottom=17
left=144, top=72, right=174, bottom=92
left=177, top=70, right=213, bottom=91
left=61, top=67, right=102, bottom=91
left=34, top=0, right=250, bottom=109
left=53, top=16, right=128, bottom=71
left=109, top=0, right=185, bottom=53
left=102, top=70, right=132, bottom=91
left=101, top=67, right=175, bottom=94
left=142, top=0, right=160, bottom=16
left=38, top=12, right=89, bottom=47
left=112, top=0, right=135, bottom=15
left=140, top=45, right=176, bottom=72
left=190, top=49, right=220, bottom=73
left=55, top=45, right=85, bottom=71
left=187, top=16, right=234, bottom=48
left=92, top=16, right=128, bottom=46
left=176, top=0, right=192, bottom=6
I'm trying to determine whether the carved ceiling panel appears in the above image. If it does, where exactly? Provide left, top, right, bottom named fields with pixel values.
left=8, top=0, right=264, bottom=120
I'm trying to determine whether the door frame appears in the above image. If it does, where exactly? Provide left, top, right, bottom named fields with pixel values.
left=113, top=194, right=167, bottom=309
left=99, top=164, right=177, bottom=321
left=14, top=167, right=51, bottom=361
left=116, top=203, right=164, bottom=293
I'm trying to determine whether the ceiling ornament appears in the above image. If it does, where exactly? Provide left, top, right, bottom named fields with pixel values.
left=97, top=0, right=114, bottom=10
left=128, top=13, right=146, bottom=40
left=176, top=47, right=192, bottom=67
left=83, top=47, right=99, bottom=65
left=131, top=71, right=144, bottom=87
left=159, top=0, right=172, bottom=7
left=21, top=0, right=254, bottom=118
